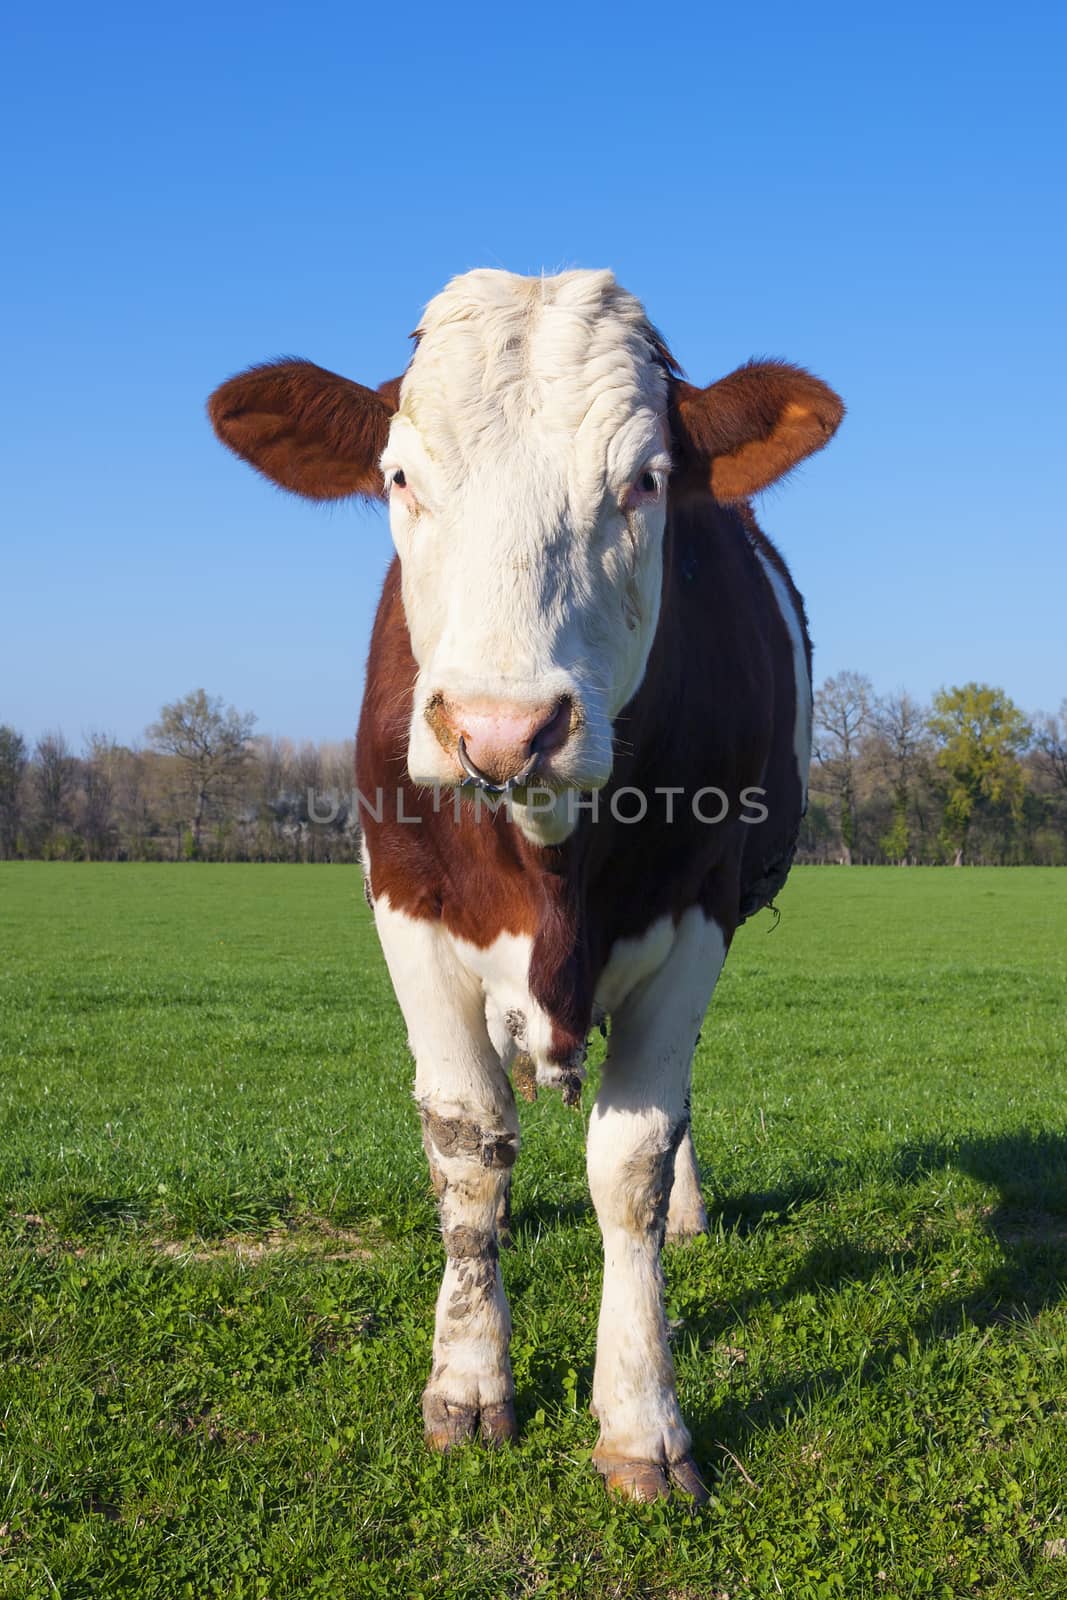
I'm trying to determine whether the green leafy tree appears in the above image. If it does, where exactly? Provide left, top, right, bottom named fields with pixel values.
left=880, top=804, right=910, bottom=866
left=147, top=690, right=256, bottom=857
left=927, top=684, right=1031, bottom=865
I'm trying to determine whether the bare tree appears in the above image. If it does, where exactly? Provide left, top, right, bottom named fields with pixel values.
left=250, top=736, right=292, bottom=858
left=312, top=738, right=359, bottom=861
left=870, top=690, right=930, bottom=863
left=321, top=737, right=356, bottom=797
left=293, top=741, right=324, bottom=860
left=33, top=731, right=78, bottom=856
left=1033, top=700, right=1067, bottom=796
left=112, top=745, right=157, bottom=860
left=80, top=732, right=119, bottom=860
left=814, top=671, right=873, bottom=864
left=0, top=725, right=28, bottom=858
left=147, top=689, right=257, bottom=856
left=255, top=736, right=289, bottom=806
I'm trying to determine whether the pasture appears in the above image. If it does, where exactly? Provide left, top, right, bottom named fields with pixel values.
left=1, top=864, right=1065, bottom=1599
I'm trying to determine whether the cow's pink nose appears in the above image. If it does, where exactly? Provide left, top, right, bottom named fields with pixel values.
left=431, top=696, right=572, bottom=786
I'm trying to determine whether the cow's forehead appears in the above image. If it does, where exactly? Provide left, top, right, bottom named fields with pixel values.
left=397, top=269, right=671, bottom=484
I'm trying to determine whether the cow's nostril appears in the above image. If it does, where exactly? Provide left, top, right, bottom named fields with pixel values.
left=531, top=697, right=572, bottom=758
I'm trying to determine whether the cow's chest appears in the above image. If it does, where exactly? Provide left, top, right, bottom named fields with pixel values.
left=449, top=915, right=677, bottom=1080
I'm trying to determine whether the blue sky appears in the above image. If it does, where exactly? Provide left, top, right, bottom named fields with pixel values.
left=4, top=1, right=1064, bottom=747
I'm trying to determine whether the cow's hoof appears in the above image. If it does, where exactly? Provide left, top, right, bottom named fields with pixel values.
left=669, top=1455, right=710, bottom=1503
left=595, top=1454, right=709, bottom=1505
left=479, top=1399, right=518, bottom=1446
left=595, top=1458, right=670, bottom=1501
left=422, top=1395, right=517, bottom=1451
left=665, top=1199, right=709, bottom=1243
left=664, top=1220, right=708, bottom=1244
left=422, top=1396, right=479, bottom=1451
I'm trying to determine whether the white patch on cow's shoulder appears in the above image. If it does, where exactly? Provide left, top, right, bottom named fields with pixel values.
left=752, top=547, right=812, bottom=802
left=372, top=861, right=705, bottom=1120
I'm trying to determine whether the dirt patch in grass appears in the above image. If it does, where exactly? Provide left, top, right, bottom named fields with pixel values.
left=151, top=1216, right=376, bottom=1263
left=7, top=1208, right=379, bottom=1262
left=158, top=1404, right=264, bottom=1448
left=7, top=1211, right=90, bottom=1257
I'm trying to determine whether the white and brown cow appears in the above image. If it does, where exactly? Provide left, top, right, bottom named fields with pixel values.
left=210, top=269, right=843, bottom=1502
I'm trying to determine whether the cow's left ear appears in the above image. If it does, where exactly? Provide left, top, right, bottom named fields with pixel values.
left=670, top=361, right=844, bottom=503
left=208, top=359, right=403, bottom=501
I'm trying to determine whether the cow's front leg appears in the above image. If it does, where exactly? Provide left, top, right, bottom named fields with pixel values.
left=418, top=1093, right=518, bottom=1448
left=373, top=898, right=518, bottom=1450
left=586, top=909, right=727, bottom=1502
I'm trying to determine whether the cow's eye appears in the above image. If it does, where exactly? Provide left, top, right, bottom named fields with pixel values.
left=622, top=465, right=665, bottom=511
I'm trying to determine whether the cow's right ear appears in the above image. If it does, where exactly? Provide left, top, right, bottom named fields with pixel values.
left=208, top=360, right=401, bottom=501
left=669, top=361, right=844, bottom=503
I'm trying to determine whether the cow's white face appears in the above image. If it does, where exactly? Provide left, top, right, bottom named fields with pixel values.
left=210, top=267, right=844, bottom=850
left=380, top=271, right=670, bottom=843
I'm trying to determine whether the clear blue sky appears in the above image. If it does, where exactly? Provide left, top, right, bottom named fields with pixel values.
left=4, top=1, right=1064, bottom=748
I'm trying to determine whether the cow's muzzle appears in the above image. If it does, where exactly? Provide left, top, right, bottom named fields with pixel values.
left=428, top=694, right=574, bottom=789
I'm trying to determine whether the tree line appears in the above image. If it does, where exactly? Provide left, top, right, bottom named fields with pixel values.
left=0, top=691, right=360, bottom=864
left=803, top=675, right=1067, bottom=865
left=1, top=680, right=1065, bottom=865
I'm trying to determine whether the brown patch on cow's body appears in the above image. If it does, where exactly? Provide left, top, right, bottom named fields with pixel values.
left=357, top=564, right=541, bottom=938
left=358, top=489, right=809, bottom=1055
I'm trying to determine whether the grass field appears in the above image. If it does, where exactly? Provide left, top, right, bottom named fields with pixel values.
left=0, top=864, right=1065, bottom=1599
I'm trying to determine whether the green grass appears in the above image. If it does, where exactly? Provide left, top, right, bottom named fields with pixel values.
left=1, top=864, right=1065, bottom=1599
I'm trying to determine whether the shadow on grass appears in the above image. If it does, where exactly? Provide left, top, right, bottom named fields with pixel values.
left=684, top=1128, right=1067, bottom=1469
left=501, top=1129, right=1067, bottom=1426
left=509, top=1195, right=593, bottom=1234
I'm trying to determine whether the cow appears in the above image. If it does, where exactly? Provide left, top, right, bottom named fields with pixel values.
left=209, top=268, right=843, bottom=1503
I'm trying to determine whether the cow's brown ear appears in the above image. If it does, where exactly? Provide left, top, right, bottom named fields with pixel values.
left=208, top=360, right=402, bottom=501
left=670, top=361, right=844, bottom=503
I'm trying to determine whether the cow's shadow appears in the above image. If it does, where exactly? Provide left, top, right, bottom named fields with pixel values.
left=509, top=1130, right=1067, bottom=1449
left=683, top=1128, right=1067, bottom=1465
